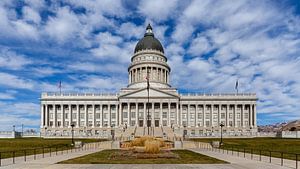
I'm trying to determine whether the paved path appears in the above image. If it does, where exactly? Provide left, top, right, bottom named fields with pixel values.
left=1, top=148, right=101, bottom=169
left=190, top=148, right=293, bottom=169
left=0, top=148, right=296, bottom=169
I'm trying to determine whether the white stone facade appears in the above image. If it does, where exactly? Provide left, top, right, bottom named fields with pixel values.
left=40, top=26, right=258, bottom=139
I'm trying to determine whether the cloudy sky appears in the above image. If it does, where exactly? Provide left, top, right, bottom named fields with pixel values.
left=0, top=0, right=300, bottom=131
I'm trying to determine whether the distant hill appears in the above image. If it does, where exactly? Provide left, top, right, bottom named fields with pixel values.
left=258, top=120, right=300, bottom=132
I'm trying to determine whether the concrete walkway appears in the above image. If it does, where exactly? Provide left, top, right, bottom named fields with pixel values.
left=190, top=148, right=293, bottom=169
left=0, top=148, right=296, bottom=169
left=1, top=148, right=101, bottom=169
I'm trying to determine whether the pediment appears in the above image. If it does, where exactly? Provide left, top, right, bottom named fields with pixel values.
left=119, top=88, right=179, bottom=99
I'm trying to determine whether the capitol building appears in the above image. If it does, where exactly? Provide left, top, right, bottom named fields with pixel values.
left=41, top=24, right=258, bottom=139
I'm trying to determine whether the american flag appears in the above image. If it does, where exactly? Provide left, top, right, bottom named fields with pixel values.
left=235, top=79, right=239, bottom=93
left=58, top=81, right=62, bottom=94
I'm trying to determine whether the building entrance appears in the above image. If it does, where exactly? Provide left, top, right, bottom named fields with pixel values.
left=139, top=120, right=143, bottom=127
left=155, top=120, right=159, bottom=127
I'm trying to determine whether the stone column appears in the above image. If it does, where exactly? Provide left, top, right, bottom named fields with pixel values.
left=203, top=104, right=206, bottom=127
left=167, top=102, right=171, bottom=127
left=234, top=104, right=237, bottom=127
left=118, top=103, right=122, bottom=126
left=218, top=104, right=221, bottom=125
left=160, top=103, right=163, bottom=126
left=100, top=104, right=103, bottom=127
left=61, top=104, right=64, bottom=128
left=127, top=103, right=130, bottom=126
left=53, top=104, right=56, bottom=128
left=116, top=104, right=119, bottom=126
left=69, top=104, right=71, bottom=127
left=108, top=104, right=111, bottom=127
left=249, top=104, right=253, bottom=127
left=41, top=104, right=44, bottom=127
left=92, top=104, right=95, bottom=127
left=180, top=103, right=183, bottom=126
left=226, top=104, right=229, bottom=127
left=242, top=104, right=245, bottom=127
left=176, top=102, right=179, bottom=125
left=210, top=104, right=213, bottom=127
left=152, top=103, right=154, bottom=127
left=135, top=103, right=138, bottom=126
left=76, top=104, right=79, bottom=127
left=45, top=104, right=48, bottom=127
left=144, top=102, right=147, bottom=126
left=253, top=104, right=257, bottom=127
left=187, top=104, right=190, bottom=127
left=85, top=105, right=88, bottom=127
left=195, top=105, right=198, bottom=127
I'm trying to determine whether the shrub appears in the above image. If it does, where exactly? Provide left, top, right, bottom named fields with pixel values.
left=145, top=140, right=160, bottom=154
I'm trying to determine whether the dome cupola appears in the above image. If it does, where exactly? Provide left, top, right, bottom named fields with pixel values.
left=134, top=24, right=164, bottom=53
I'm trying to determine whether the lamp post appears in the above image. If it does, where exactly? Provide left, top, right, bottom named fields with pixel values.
left=44, top=127, right=47, bottom=137
left=71, top=124, right=75, bottom=145
left=220, top=123, right=224, bottom=145
left=13, top=125, right=15, bottom=132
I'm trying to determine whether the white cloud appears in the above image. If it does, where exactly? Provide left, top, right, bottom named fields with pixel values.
left=0, top=47, right=32, bottom=70
left=75, top=75, right=126, bottom=92
left=22, top=6, right=41, bottom=24
left=0, top=101, right=40, bottom=130
left=138, top=0, right=179, bottom=22
left=0, top=72, right=34, bottom=90
left=45, top=7, right=81, bottom=43
left=0, top=90, right=16, bottom=99
left=188, top=35, right=213, bottom=57
left=117, top=22, right=144, bottom=39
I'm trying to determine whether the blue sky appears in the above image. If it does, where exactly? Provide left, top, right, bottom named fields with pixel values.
left=0, top=0, right=300, bottom=131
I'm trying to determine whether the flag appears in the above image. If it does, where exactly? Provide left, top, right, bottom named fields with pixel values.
left=235, top=79, right=239, bottom=94
left=58, top=81, right=62, bottom=88
left=58, top=81, right=62, bottom=93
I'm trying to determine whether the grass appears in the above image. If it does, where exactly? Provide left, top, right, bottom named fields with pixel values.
left=0, top=138, right=106, bottom=159
left=190, top=137, right=300, bottom=160
left=58, top=149, right=228, bottom=164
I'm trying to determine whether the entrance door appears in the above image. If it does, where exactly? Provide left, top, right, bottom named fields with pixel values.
left=139, top=120, right=143, bottom=127
left=147, top=120, right=151, bottom=127
left=155, top=120, right=159, bottom=127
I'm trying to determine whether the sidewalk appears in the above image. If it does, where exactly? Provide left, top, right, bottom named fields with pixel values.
left=190, top=148, right=293, bottom=169
left=1, top=148, right=101, bottom=169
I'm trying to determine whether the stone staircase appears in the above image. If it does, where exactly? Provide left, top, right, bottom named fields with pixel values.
left=120, top=126, right=135, bottom=140
left=153, top=127, right=163, bottom=137
left=135, top=127, right=145, bottom=137
left=162, top=126, right=175, bottom=140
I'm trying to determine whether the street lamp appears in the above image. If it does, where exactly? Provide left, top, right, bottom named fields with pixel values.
left=220, top=123, right=225, bottom=145
left=44, top=127, right=47, bottom=137
left=13, top=125, right=15, bottom=132
left=71, top=124, right=75, bottom=145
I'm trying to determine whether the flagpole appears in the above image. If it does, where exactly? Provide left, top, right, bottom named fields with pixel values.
left=59, top=81, right=62, bottom=95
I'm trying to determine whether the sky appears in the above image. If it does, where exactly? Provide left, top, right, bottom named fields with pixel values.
left=0, top=0, right=300, bottom=131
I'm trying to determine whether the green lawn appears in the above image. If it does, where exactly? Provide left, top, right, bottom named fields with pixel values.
left=58, top=149, right=228, bottom=164
left=0, top=138, right=106, bottom=159
left=190, top=137, right=300, bottom=160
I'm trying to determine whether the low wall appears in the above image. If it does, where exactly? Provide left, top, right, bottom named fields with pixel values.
left=0, top=131, right=21, bottom=138
left=280, top=131, right=300, bottom=138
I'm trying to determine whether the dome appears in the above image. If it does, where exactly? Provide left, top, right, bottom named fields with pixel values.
left=134, top=24, right=164, bottom=53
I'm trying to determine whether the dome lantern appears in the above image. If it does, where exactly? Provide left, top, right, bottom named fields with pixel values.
left=134, top=24, right=164, bottom=53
